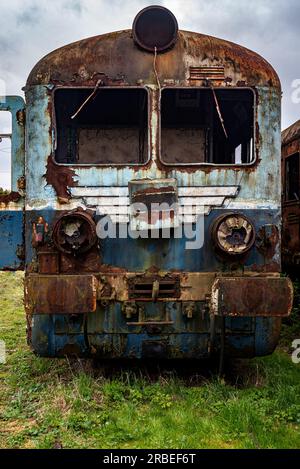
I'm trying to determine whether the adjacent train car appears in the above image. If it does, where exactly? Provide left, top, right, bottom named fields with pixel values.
left=282, top=119, right=300, bottom=272
left=0, top=6, right=293, bottom=361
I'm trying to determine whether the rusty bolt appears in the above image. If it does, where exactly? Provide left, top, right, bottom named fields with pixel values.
left=122, top=302, right=138, bottom=319
left=183, top=303, right=195, bottom=319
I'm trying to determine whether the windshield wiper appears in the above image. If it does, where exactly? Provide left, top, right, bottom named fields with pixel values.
left=71, top=79, right=102, bottom=120
left=210, top=85, right=228, bottom=139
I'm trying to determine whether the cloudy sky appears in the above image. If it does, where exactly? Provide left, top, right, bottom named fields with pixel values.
left=0, top=0, right=299, bottom=187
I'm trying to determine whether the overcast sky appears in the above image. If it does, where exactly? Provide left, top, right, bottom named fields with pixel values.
left=0, top=0, right=299, bottom=187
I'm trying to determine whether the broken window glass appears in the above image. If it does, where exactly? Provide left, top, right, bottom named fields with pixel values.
left=54, top=88, right=148, bottom=164
left=160, top=88, right=254, bottom=165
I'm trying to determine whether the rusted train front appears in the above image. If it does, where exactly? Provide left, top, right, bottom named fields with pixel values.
left=0, top=6, right=293, bottom=359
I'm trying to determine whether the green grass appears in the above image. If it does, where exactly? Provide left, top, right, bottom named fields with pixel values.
left=0, top=272, right=300, bottom=449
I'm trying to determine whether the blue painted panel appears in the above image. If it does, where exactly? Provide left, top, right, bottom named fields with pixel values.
left=25, top=208, right=280, bottom=272
left=0, top=96, right=25, bottom=270
left=255, top=317, right=281, bottom=356
left=31, top=314, right=88, bottom=357
left=30, top=311, right=281, bottom=359
left=0, top=210, right=24, bottom=269
left=100, top=208, right=279, bottom=271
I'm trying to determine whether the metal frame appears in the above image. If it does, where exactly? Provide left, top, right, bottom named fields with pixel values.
left=51, top=85, right=151, bottom=167
left=158, top=86, right=257, bottom=167
left=0, top=96, right=25, bottom=192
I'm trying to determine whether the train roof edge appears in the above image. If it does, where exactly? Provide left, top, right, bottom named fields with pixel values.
left=26, top=29, right=281, bottom=90
left=282, top=119, right=300, bottom=146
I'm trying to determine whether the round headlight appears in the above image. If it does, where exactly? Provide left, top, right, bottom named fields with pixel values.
left=132, top=6, right=178, bottom=53
left=52, top=210, right=97, bottom=255
left=211, top=213, right=255, bottom=256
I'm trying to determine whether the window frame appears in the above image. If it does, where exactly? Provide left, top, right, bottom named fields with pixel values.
left=158, top=86, right=257, bottom=167
left=52, top=85, right=151, bottom=167
left=285, top=151, right=300, bottom=202
left=0, top=110, right=12, bottom=191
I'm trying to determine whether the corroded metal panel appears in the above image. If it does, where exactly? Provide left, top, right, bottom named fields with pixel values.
left=211, top=277, right=293, bottom=317
left=129, top=178, right=178, bottom=230
left=26, top=31, right=280, bottom=89
left=281, top=121, right=300, bottom=267
left=22, top=16, right=288, bottom=360
left=25, top=274, right=98, bottom=314
left=0, top=96, right=25, bottom=269
left=282, top=119, right=300, bottom=146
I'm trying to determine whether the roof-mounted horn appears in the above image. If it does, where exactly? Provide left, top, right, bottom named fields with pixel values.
left=132, top=5, right=178, bottom=53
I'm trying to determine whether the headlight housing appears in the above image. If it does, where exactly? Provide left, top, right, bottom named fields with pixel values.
left=132, top=6, right=178, bottom=53
left=211, top=213, right=255, bottom=256
left=52, top=210, right=97, bottom=255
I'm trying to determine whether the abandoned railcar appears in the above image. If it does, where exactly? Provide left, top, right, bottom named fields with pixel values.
left=0, top=6, right=293, bottom=360
left=282, top=119, right=300, bottom=271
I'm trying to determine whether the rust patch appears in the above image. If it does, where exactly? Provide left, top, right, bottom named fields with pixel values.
left=256, top=224, right=279, bottom=259
left=56, top=344, right=83, bottom=357
left=52, top=209, right=97, bottom=255
left=211, top=277, right=293, bottom=317
left=16, top=109, right=25, bottom=126
left=60, top=248, right=102, bottom=273
left=45, top=156, right=78, bottom=202
left=17, top=176, right=26, bottom=192
left=247, top=261, right=280, bottom=273
left=0, top=191, right=21, bottom=205
left=98, top=264, right=127, bottom=274
left=128, top=273, right=180, bottom=300
left=25, top=274, right=98, bottom=314
left=26, top=30, right=280, bottom=90
left=155, top=152, right=260, bottom=175
left=132, top=185, right=175, bottom=197
left=282, top=119, right=300, bottom=146
left=281, top=122, right=300, bottom=268
left=38, top=250, right=60, bottom=274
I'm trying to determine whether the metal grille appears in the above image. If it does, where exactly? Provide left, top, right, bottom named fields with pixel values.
left=129, top=277, right=180, bottom=299
left=189, top=66, right=225, bottom=81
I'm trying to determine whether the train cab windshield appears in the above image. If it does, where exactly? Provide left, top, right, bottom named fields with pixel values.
left=161, top=88, right=255, bottom=165
left=54, top=87, right=254, bottom=166
left=54, top=88, right=149, bottom=165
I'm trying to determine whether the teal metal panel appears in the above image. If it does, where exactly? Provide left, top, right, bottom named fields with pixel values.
left=25, top=86, right=281, bottom=208
left=0, top=96, right=25, bottom=269
left=0, top=96, right=25, bottom=191
left=0, top=210, right=24, bottom=269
